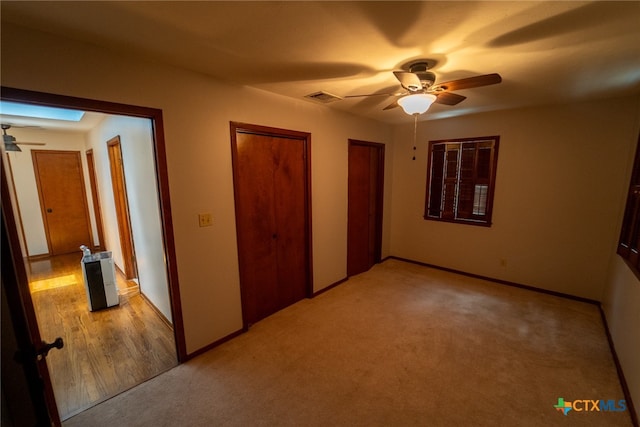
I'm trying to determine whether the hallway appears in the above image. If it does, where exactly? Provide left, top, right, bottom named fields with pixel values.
left=26, top=253, right=177, bottom=420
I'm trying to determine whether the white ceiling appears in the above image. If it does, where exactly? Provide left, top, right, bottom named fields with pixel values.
left=1, top=1, right=639, bottom=127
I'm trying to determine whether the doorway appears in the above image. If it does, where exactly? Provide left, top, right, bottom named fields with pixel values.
left=230, top=122, right=313, bottom=328
left=347, top=139, right=385, bottom=277
left=0, top=86, right=186, bottom=425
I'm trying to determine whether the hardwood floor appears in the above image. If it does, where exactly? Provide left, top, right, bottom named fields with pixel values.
left=26, top=253, right=177, bottom=420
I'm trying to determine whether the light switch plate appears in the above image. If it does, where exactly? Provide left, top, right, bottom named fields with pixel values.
left=198, top=213, right=213, bottom=227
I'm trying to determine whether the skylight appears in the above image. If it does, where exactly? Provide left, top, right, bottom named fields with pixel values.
left=0, top=101, right=85, bottom=122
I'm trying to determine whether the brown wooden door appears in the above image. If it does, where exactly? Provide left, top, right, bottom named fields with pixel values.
left=107, top=137, right=138, bottom=280
left=347, top=140, right=385, bottom=277
left=231, top=123, right=311, bottom=327
left=32, top=150, right=93, bottom=255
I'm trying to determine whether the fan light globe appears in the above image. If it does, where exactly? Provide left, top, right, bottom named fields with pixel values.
left=397, top=93, right=437, bottom=115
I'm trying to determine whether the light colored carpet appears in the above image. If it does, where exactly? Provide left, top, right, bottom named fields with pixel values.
left=64, top=259, right=632, bottom=426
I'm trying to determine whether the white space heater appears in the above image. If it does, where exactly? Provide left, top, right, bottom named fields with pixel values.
left=81, top=251, right=119, bottom=311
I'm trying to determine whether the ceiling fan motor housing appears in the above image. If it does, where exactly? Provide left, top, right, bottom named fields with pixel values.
left=408, top=62, right=436, bottom=90
left=416, top=71, right=436, bottom=89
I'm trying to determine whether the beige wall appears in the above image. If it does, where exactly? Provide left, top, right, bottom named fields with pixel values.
left=1, top=23, right=392, bottom=353
left=604, top=257, right=640, bottom=421
left=390, top=97, right=640, bottom=300
left=602, top=104, right=640, bottom=421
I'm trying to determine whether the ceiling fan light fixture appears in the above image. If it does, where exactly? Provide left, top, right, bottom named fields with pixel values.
left=397, top=93, right=437, bottom=115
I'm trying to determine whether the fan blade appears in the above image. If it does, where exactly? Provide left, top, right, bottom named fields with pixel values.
left=393, top=71, right=422, bottom=91
left=383, top=100, right=400, bottom=110
left=435, top=73, right=502, bottom=92
left=16, top=142, right=46, bottom=146
left=435, top=92, right=466, bottom=106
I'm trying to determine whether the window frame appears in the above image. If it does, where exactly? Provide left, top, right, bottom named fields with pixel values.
left=617, top=132, right=640, bottom=278
left=424, top=135, right=500, bottom=227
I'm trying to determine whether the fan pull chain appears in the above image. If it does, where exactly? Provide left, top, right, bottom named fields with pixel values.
left=412, top=114, right=418, bottom=160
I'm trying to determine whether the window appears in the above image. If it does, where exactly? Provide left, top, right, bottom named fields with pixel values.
left=617, top=133, right=640, bottom=275
left=424, top=136, right=499, bottom=226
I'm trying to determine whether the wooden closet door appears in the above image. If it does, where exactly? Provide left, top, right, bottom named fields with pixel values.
left=231, top=123, right=311, bottom=327
left=347, top=140, right=385, bottom=277
left=272, top=136, right=307, bottom=308
left=32, top=150, right=93, bottom=255
left=234, top=133, right=280, bottom=324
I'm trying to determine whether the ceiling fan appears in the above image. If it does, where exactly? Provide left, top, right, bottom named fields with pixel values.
left=346, top=60, right=502, bottom=115
left=2, top=124, right=46, bottom=152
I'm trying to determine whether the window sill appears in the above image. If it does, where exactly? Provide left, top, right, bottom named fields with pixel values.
left=423, top=215, right=492, bottom=227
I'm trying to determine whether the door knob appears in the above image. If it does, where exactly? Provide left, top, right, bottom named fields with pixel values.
left=14, top=337, right=64, bottom=364
left=46, top=208, right=53, bottom=213
left=36, top=337, right=64, bottom=360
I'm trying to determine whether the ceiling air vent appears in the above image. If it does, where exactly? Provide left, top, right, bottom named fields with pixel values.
left=304, top=91, right=343, bottom=103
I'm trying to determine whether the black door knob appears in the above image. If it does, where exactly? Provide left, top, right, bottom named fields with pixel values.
left=36, top=337, right=64, bottom=359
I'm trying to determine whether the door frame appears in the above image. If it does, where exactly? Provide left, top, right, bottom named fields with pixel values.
left=2, top=168, right=59, bottom=425
left=107, top=136, right=138, bottom=279
left=229, top=121, right=313, bottom=329
left=0, top=86, right=188, bottom=423
left=31, top=149, right=93, bottom=256
left=85, top=149, right=106, bottom=251
left=347, top=139, right=385, bottom=276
